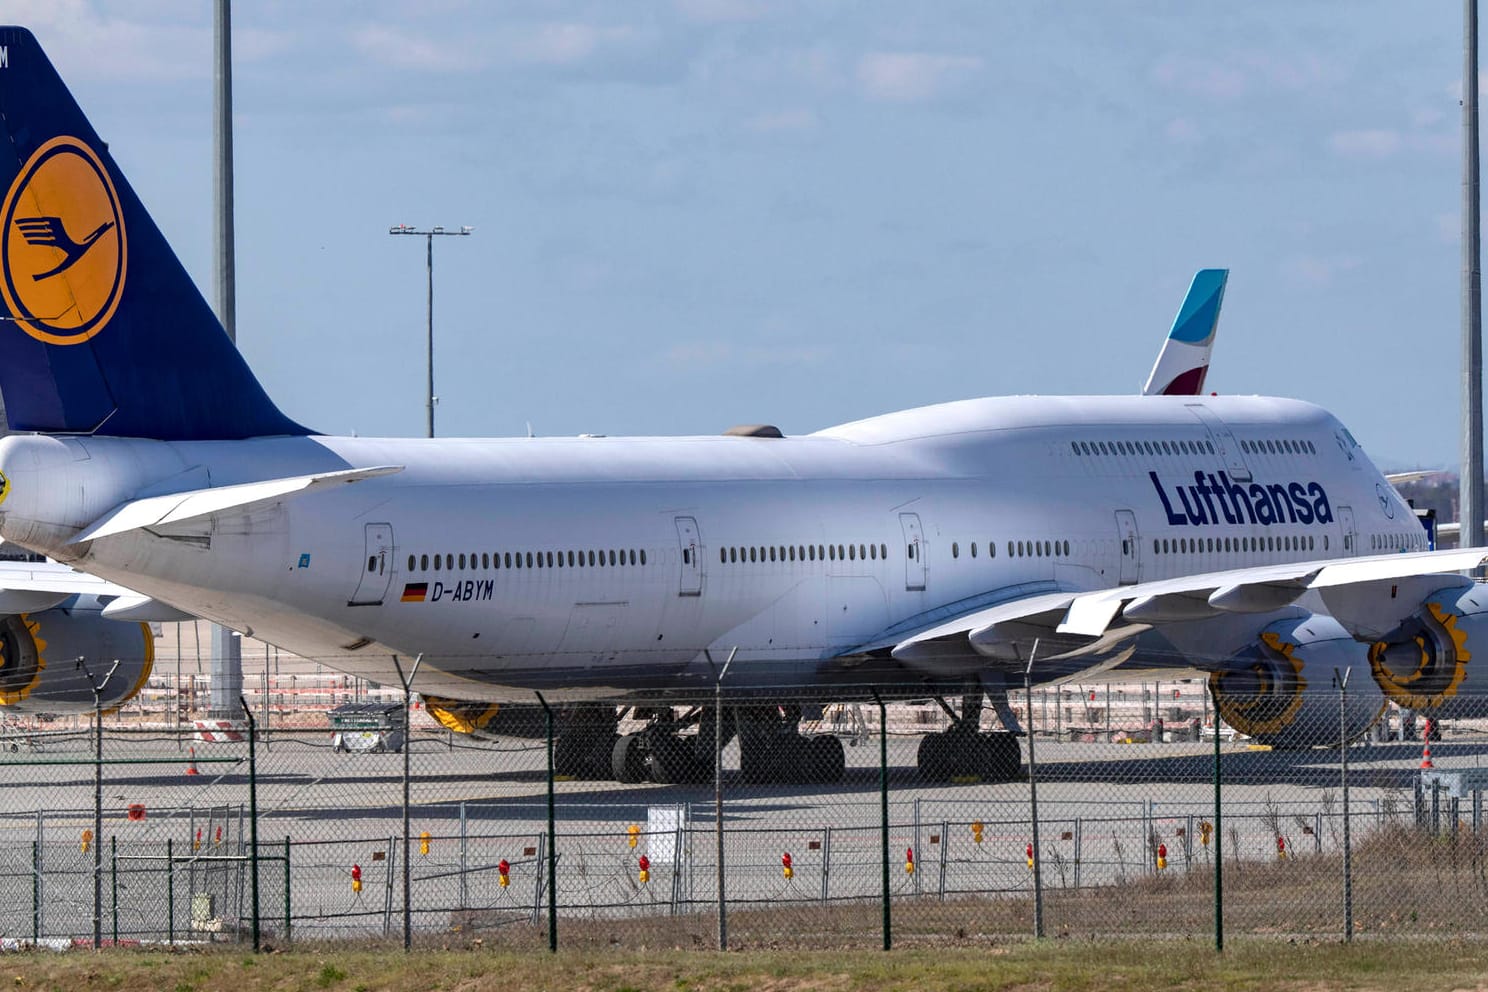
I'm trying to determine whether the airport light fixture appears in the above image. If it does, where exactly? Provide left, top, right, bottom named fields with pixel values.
left=389, top=224, right=475, bottom=438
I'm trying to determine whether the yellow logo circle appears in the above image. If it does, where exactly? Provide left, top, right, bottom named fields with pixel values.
left=0, top=470, right=9, bottom=506
left=0, top=136, right=127, bottom=346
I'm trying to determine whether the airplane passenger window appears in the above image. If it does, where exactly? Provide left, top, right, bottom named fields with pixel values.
left=587, top=550, right=595, bottom=566
left=881, top=543, right=888, bottom=559
left=568, top=551, right=575, bottom=567
left=609, top=550, right=617, bottom=566
left=769, top=546, right=777, bottom=562
left=970, top=543, right=977, bottom=558
left=808, top=546, right=816, bottom=561
left=505, top=552, right=513, bottom=568
left=434, top=556, right=441, bottom=571
left=459, top=554, right=466, bottom=569
left=548, top=552, right=556, bottom=567
left=1153, top=539, right=1160, bottom=554
left=367, top=556, right=376, bottom=573
left=849, top=545, right=856, bottom=560
left=750, top=547, right=757, bottom=562
left=535, top=552, right=544, bottom=568
left=1072, top=442, right=1080, bottom=454
left=721, top=549, right=727, bottom=564
left=952, top=542, right=959, bottom=559
left=1099, top=442, right=1109, bottom=455
left=482, top=553, right=490, bottom=569
left=525, top=552, right=534, bottom=568
left=641, top=550, right=647, bottom=565
left=421, top=554, right=429, bottom=570
left=1044, top=541, right=1052, bottom=556
left=838, top=544, right=845, bottom=560
left=988, top=542, right=995, bottom=558
left=408, top=555, right=416, bottom=571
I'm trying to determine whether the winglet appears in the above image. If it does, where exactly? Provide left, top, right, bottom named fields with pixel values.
left=1142, top=269, right=1228, bottom=396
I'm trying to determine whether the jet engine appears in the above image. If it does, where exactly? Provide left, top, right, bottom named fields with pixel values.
left=0, top=599, right=154, bottom=714
left=1367, top=585, right=1488, bottom=718
left=1208, top=615, right=1386, bottom=748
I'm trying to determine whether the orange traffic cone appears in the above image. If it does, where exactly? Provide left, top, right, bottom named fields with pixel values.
left=185, top=746, right=199, bottom=776
left=1420, top=739, right=1434, bottom=769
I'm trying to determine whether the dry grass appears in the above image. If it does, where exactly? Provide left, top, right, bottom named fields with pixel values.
left=6, top=939, right=1488, bottom=992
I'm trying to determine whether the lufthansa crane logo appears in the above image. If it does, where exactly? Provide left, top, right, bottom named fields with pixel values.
left=0, top=136, right=127, bottom=346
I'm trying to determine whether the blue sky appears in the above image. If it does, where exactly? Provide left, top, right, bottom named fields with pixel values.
left=8, top=1, right=1477, bottom=467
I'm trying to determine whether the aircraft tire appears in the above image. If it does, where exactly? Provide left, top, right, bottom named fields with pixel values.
left=809, top=734, right=846, bottom=783
left=917, top=732, right=954, bottom=781
left=987, top=731, right=1021, bottom=779
left=647, top=735, right=709, bottom=784
left=611, top=733, right=647, bottom=784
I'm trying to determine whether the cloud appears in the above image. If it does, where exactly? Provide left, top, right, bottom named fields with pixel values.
left=1328, top=129, right=1402, bottom=158
left=504, top=22, right=649, bottom=68
left=1282, top=254, right=1362, bottom=288
left=744, top=108, right=819, bottom=133
left=1164, top=117, right=1201, bottom=145
left=674, top=0, right=771, bottom=23
left=663, top=339, right=831, bottom=371
left=351, top=23, right=484, bottom=72
left=856, top=52, right=982, bottom=104
left=10, top=0, right=210, bottom=81
left=1151, top=51, right=1340, bottom=102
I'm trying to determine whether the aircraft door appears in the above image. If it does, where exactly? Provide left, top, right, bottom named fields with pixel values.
left=349, top=523, right=395, bottom=606
left=1115, top=509, right=1140, bottom=584
left=1187, top=404, right=1252, bottom=482
left=1338, top=505, right=1357, bottom=556
left=675, top=516, right=703, bottom=596
left=899, top=513, right=926, bottom=591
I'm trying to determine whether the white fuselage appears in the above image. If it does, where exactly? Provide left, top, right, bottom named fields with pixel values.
left=0, top=394, right=1418, bottom=700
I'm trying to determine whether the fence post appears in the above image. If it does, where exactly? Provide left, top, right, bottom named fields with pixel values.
left=31, top=840, right=39, bottom=943
left=1025, top=645, right=1044, bottom=939
left=1211, top=683, right=1223, bottom=953
left=167, top=837, right=174, bottom=947
left=711, top=648, right=736, bottom=952
left=390, top=654, right=423, bottom=952
left=872, top=687, right=890, bottom=951
left=240, top=695, right=261, bottom=952
left=1337, top=668, right=1354, bottom=943
left=535, top=692, right=558, bottom=953
left=284, top=837, right=292, bottom=944
left=110, top=836, right=117, bottom=945
left=79, top=657, right=118, bottom=951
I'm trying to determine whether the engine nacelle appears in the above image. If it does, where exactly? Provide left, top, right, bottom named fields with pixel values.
left=421, top=696, right=546, bottom=740
left=0, top=599, right=154, bottom=714
left=1368, top=585, right=1488, bottom=718
left=1209, top=615, right=1386, bottom=748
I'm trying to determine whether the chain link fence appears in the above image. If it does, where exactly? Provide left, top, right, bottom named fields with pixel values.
left=2, top=672, right=1485, bottom=950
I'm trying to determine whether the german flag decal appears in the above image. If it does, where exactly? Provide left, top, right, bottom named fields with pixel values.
left=401, top=583, right=428, bottom=603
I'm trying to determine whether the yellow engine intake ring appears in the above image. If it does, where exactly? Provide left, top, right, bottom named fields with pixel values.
left=1368, top=602, right=1470, bottom=710
left=1209, top=631, right=1307, bottom=738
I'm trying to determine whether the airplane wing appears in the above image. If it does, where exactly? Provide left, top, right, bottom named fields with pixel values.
left=67, top=465, right=404, bottom=545
left=0, top=557, right=140, bottom=612
left=873, top=546, right=1488, bottom=667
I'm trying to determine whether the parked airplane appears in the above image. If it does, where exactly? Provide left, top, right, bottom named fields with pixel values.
left=0, top=27, right=1481, bottom=785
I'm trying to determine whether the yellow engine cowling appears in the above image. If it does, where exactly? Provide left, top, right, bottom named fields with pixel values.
left=0, top=603, right=153, bottom=714
left=1368, top=586, right=1488, bottom=717
left=1209, top=615, right=1386, bottom=748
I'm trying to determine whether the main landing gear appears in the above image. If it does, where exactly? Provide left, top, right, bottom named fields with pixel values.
left=915, top=691, right=1022, bottom=783
left=605, top=703, right=848, bottom=785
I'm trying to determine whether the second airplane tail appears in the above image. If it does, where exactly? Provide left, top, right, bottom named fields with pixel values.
left=0, top=26, right=309, bottom=440
left=1142, top=268, right=1228, bottom=397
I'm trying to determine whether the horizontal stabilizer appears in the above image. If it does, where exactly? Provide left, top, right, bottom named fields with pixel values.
left=68, top=465, right=404, bottom=545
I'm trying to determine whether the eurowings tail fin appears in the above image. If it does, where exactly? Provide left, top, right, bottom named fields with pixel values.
left=1141, top=269, right=1228, bottom=396
left=0, top=26, right=310, bottom=440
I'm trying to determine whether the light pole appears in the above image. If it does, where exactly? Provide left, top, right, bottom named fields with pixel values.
left=389, top=224, right=474, bottom=438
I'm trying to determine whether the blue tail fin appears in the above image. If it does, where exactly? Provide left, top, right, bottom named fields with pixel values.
left=0, top=27, right=310, bottom=440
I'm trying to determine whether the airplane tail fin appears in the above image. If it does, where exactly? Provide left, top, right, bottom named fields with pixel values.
left=0, top=27, right=310, bottom=440
left=1141, top=269, right=1228, bottom=397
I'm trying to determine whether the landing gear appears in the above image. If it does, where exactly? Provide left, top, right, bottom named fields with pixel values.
left=737, top=704, right=846, bottom=784
left=611, top=706, right=716, bottom=785
left=916, top=691, right=1022, bottom=783
left=553, top=703, right=619, bottom=779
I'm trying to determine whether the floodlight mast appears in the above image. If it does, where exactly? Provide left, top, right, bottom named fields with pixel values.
left=389, top=224, right=474, bottom=438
